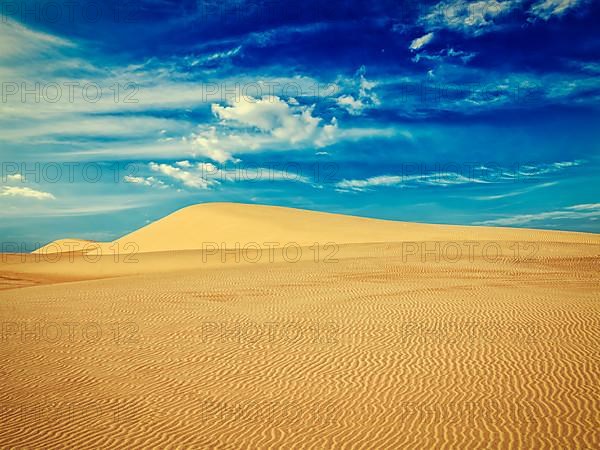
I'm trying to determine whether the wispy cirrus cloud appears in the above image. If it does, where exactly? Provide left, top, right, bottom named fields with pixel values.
left=475, top=203, right=600, bottom=226
left=419, top=0, right=521, bottom=36
left=126, top=160, right=314, bottom=191
left=414, top=0, right=588, bottom=39
left=335, top=172, right=487, bottom=193
left=470, top=181, right=558, bottom=200
left=335, top=161, right=582, bottom=193
left=0, top=18, right=74, bottom=61
left=529, top=0, right=589, bottom=20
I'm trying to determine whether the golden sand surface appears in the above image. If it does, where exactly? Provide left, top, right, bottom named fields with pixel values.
left=1, top=204, right=599, bottom=448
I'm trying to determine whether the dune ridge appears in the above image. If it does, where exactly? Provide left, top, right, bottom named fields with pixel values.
left=34, top=202, right=600, bottom=255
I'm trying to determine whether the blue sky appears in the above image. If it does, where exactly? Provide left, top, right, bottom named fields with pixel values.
left=1, top=0, right=599, bottom=248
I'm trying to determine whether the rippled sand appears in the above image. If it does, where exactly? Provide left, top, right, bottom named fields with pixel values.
left=1, top=204, right=599, bottom=448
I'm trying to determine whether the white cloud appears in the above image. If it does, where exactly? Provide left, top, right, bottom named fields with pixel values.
left=149, top=162, right=214, bottom=189
left=566, top=203, right=600, bottom=211
left=335, top=161, right=581, bottom=194
left=472, top=181, right=558, bottom=200
left=475, top=203, right=600, bottom=226
left=212, top=96, right=336, bottom=144
left=411, top=47, right=477, bottom=64
left=575, top=61, right=600, bottom=74
left=0, top=18, right=74, bottom=61
left=0, top=116, right=188, bottom=141
left=529, top=0, right=586, bottom=20
left=0, top=186, right=55, bottom=200
left=124, top=175, right=149, bottom=184
left=191, top=96, right=340, bottom=161
left=514, top=160, right=583, bottom=177
left=0, top=195, right=161, bottom=218
left=336, top=172, right=486, bottom=192
left=189, top=46, right=242, bottom=66
left=421, top=0, right=520, bottom=35
left=336, top=175, right=404, bottom=192
left=0, top=20, right=391, bottom=164
left=335, top=66, right=380, bottom=116
left=123, top=175, right=167, bottom=188
left=145, top=160, right=313, bottom=190
left=336, top=95, right=365, bottom=116
left=410, top=32, right=435, bottom=51
left=6, top=174, right=23, bottom=182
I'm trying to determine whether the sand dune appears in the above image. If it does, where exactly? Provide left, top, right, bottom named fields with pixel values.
left=35, top=203, right=600, bottom=255
left=33, top=239, right=105, bottom=254
left=1, top=203, right=599, bottom=448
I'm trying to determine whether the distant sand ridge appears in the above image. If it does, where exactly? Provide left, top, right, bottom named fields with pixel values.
left=33, top=202, right=600, bottom=254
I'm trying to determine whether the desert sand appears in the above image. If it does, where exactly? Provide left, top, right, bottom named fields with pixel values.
left=1, top=203, right=599, bottom=448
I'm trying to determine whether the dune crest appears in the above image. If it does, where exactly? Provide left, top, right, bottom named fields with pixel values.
left=33, top=239, right=106, bottom=255
left=35, top=202, right=600, bottom=254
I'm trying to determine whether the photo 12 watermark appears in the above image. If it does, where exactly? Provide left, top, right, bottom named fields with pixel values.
left=1, top=161, right=340, bottom=185
left=0, top=398, right=143, bottom=429
left=198, top=321, right=339, bottom=345
left=1, top=241, right=139, bottom=263
left=195, top=81, right=339, bottom=103
left=400, top=241, right=540, bottom=263
left=1, top=81, right=139, bottom=104
left=398, top=81, right=545, bottom=106
left=1, top=321, right=139, bottom=344
left=200, top=241, right=339, bottom=264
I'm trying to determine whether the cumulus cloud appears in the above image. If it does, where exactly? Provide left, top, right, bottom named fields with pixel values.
left=212, top=96, right=337, bottom=144
left=0, top=186, right=56, bottom=200
left=336, top=95, right=365, bottom=116
left=123, top=175, right=167, bottom=188
left=149, top=162, right=214, bottom=189
left=410, top=32, right=435, bottom=51
left=192, top=96, right=340, bottom=161
left=335, top=66, right=380, bottom=116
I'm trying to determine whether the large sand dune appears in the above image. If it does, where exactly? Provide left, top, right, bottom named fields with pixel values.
left=34, top=202, right=600, bottom=255
left=1, top=203, right=599, bottom=448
